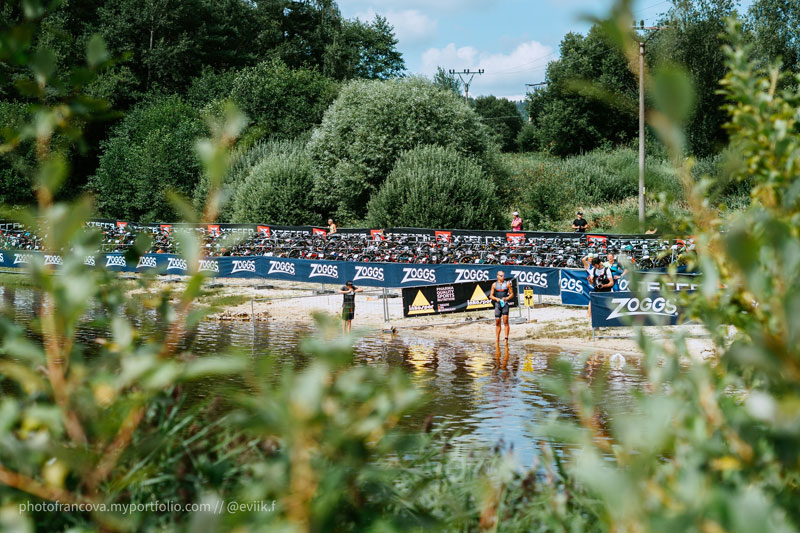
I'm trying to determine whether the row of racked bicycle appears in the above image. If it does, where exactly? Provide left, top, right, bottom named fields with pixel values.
left=0, top=225, right=695, bottom=270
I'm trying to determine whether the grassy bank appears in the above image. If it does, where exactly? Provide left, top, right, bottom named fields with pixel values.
left=504, top=147, right=749, bottom=233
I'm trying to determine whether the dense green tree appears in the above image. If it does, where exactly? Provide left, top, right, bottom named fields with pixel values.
left=230, top=140, right=320, bottom=225
left=326, top=15, right=405, bottom=80
left=516, top=122, right=537, bottom=152
left=473, top=96, right=524, bottom=152
left=229, top=59, right=338, bottom=142
left=747, top=0, right=800, bottom=76
left=0, top=102, right=36, bottom=206
left=649, top=0, right=737, bottom=156
left=524, top=26, right=638, bottom=156
left=307, top=76, right=502, bottom=221
left=366, top=145, right=502, bottom=229
left=89, top=95, right=207, bottom=221
left=431, top=66, right=462, bottom=96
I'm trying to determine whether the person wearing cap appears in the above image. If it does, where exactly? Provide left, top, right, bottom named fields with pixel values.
left=572, top=211, right=588, bottom=233
left=511, top=211, right=523, bottom=231
left=339, top=281, right=363, bottom=333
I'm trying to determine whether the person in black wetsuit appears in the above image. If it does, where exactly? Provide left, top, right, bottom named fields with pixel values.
left=489, top=271, right=514, bottom=343
left=338, top=280, right=363, bottom=333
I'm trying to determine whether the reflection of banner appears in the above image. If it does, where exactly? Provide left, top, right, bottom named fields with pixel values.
left=559, top=269, right=591, bottom=306
left=590, top=291, right=689, bottom=328
left=402, top=278, right=519, bottom=317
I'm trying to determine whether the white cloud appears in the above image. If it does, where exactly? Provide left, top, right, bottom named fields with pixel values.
left=355, top=8, right=438, bottom=45
left=420, top=40, right=555, bottom=100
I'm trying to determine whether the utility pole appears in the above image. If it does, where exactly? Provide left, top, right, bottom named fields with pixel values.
left=449, top=69, right=484, bottom=105
left=633, top=21, right=668, bottom=230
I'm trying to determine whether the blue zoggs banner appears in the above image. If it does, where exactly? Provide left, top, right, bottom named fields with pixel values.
left=0, top=250, right=560, bottom=291
left=590, top=291, right=690, bottom=328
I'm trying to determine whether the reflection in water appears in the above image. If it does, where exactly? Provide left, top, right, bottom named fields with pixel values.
left=0, top=286, right=645, bottom=468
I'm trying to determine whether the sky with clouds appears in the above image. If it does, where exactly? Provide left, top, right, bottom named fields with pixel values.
left=337, top=0, right=754, bottom=101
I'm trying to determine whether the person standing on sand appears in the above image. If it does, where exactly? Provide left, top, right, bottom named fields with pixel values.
left=490, top=271, right=514, bottom=342
left=339, top=280, right=363, bottom=333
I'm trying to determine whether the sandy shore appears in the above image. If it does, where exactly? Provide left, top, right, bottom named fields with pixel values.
left=193, top=278, right=717, bottom=360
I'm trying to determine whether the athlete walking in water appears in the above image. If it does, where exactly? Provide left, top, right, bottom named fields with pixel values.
left=490, top=271, right=514, bottom=342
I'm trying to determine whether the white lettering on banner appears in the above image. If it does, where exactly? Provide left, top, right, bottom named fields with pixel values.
left=511, top=270, right=548, bottom=288
left=0, top=252, right=4, bottom=263
left=560, top=277, right=584, bottom=294
left=198, top=260, right=220, bottom=273
left=44, top=255, right=62, bottom=266
left=454, top=268, right=489, bottom=283
left=231, top=260, right=256, bottom=274
left=401, top=267, right=436, bottom=284
left=640, top=281, right=698, bottom=292
left=268, top=260, right=295, bottom=276
left=607, top=297, right=678, bottom=320
left=138, top=256, right=158, bottom=269
left=84, top=256, right=95, bottom=266
left=354, top=265, right=384, bottom=281
left=105, top=255, right=127, bottom=267
left=14, top=253, right=33, bottom=265
left=309, top=263, right=338, bottom=279
left=167, top=258, right=188, bottom=271
left=618, top=279, right=630, bottom=291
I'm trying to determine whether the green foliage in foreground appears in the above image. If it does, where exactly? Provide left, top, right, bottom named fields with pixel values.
left=366, top=145, right=502, bottom=230
left=3, top=6, right=800, bottom=533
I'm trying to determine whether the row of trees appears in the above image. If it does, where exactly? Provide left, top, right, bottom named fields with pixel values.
left=524, top=0, right=800, bottom=157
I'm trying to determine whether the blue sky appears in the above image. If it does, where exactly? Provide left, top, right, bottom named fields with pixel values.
left=337, top=0, right=754, bottom=101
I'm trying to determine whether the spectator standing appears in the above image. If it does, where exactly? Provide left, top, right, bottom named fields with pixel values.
left=339, top=281, right=363, bottom=333
left=511, top=211, right=523, bottom=231
left=606, top=252, right=627, bottom=289
left=572, top=211, right=588, bottom=232
left=328, top=219, right=337, bottom=234
left=582, top=254, right=614, bottom=318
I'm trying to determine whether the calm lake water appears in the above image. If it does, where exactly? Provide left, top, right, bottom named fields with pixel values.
left=1, top=285, right=645, bottom=467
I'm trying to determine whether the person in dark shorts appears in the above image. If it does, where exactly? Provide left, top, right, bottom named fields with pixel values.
left=572, top=211, right=588, bottom=232
left=339, top=281, right=363, bottom=333
left=582, top=255, right=614, bottom=318
left=489, top=271, right=514, bottom=342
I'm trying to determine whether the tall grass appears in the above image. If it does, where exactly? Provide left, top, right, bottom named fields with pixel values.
left=505, top=147, right=749, bottom=232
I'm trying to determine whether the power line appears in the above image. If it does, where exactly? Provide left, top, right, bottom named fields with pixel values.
left=449, top=69, right=484, bottom=104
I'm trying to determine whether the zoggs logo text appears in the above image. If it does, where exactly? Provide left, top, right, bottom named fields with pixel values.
left=512, top=270, right=548, bottom=288
left=454, top=269, right=488, bottom=283
left=354, top=265, right=384, bottom=281
left=105, top=255, right=127, bottom=268
left=167, top=258, right=188, bottom=271
left=231, top=260, right=256, bottom=273
left=310, top=263, right=338, bottom=278
left=137, top=256, right=158, bottom=269
left=607, top=296, right=678, bottom=320
left=560, top=277, right=584, bottom=294
left=268, top=260, right=295, bottom=276
left=198, top=260, right=219, bottom=273
left=401, top=267, right=436, bottom=284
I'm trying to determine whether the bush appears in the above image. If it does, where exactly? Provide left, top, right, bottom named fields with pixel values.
left=516, top=122, right=538, bottom=152
left=0, top=102, right=36, bottom=206
left=89, top=95, right=207, bottom=222
left=473, top=95, right=524, bottom=152
left=230, top=59, right=338, bottom=143
left=308, top=76, right=502, bottom=221
left=230, top=141, right=320, bottom=225
left=366, top=145, right=502, bottom=229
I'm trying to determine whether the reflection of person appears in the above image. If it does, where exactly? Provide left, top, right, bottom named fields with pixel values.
left=338, top=281, right=363, bottom=333
left=495, top=341, right=510, bottom=370
left=328, top=219, right=337, bottom=234
left=511, top=211, right=523, bottom=231
left=572, top=211, right=588, bottom=232
left=489, top=271, right=514, bottom=342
